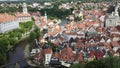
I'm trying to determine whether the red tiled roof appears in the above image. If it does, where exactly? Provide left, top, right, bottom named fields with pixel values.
left=85, top=20, right=94, bottom=26
left=34, top=48, right=52, bottom=60
left=89, top=50, right=96, bottom=57
left=52, top=52, right=60, bottom=59
left=84, top=10, right=103, bottom=16
left=16, top=12, right=31, bottom=17
left=0, top=13, right=16, bottom=23
left=111, top=41, right=120, bottom=47
left=60, top=47, right=75, bottom=62
left=92, top=10, right=103, bottom=16
left=32, top=11, right=40, bottom=16
left=35, top=50, right=44, bottom=60
left=103, top=42, right=112, bottom=49
left=77, top=23, right=85, bottom=28
left=76, top=52, right=83, bottom=61
left=95, top=50, right=104, bottom=60
left=115, top=25, right=120, bottom=31
left=74, top=43, right=85, bottom=48
left=44, top=48, right=52, bottom=54
left=48, top=26, right=61, bottom=36
left=85, top=15, right=92, bottom=19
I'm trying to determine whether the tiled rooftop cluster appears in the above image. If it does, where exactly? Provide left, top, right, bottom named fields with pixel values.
left=32, top=8, right=120, bottom=66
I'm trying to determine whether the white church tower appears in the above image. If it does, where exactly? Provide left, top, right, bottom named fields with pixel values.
left=79, top=8, right=84, bottom=20
left=115, top=2, right=120, bottom=16
left=23, top=0, right=28, bottom=14
left=44, top=11, right=47, bottom=23
left=115, top=2, right=120, bottom=25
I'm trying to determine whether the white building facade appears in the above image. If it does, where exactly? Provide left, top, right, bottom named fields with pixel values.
left=45, top=53, right=52, bottom=65
left=0, top=14, right=19, bottom=33
left=105, top=2, right=120, bottom=27
left=16, top=13, right=31, bottom=22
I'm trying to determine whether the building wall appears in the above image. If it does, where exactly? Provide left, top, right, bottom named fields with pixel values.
left=18, top=16, right=31, bottom=23
left=0, top=19, right=19, bottom=33
left=63, top=34, right=85, bottom=41
left=105, top=15, right=119, bottom=27
left=106, top=18, right=116, bottom=27
left=45, top=54, right=52, bottom=65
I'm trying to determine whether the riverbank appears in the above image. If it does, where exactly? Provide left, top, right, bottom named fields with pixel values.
left=24, top=44, right=37, bottom=67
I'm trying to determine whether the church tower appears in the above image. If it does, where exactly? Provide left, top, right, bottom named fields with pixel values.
left=44, top=11, right=47, bottom=23
left=23, top=0, right=28, bottom=14
left=79, top=8, right=83, bottom=20
left=115, top=2, right=120, bottom=16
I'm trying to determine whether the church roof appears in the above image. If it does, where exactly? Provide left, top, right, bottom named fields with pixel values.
left=15, top=12, right=31, bottom=17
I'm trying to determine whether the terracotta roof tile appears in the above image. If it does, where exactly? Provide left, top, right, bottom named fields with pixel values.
left=85, top=20, right=94, bottom=26
left=52, top=52, right=60, bottom=59
left=95, top=50, right=104, bottom=59
left=111, top=41, right=120, bottom=47
left=103, top=42, right=112, bottom=49
left=0, top=13, right=16, bottom=23
left=89, top=50, right=96, bottom=57
left=16, top=12, right=31, bottom=17
left=44, top=48, right=52, bottom=54
left=115, top=25, right=120, bottom=31
left=60, top=47, right=75, bottom=62
left=76, top=52, right=83, bottom=61
left=77, top=23, right=86, bottom=28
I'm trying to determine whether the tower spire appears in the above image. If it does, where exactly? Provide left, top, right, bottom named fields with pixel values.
left=23, top=0, right=28, bottom=14
left=115, top=2, right=119, bottom=16
left=44, top=11, right=47, bottom=23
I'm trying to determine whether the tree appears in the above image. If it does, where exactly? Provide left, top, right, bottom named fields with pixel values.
left=75, top=16, right=82, bottom=21
left=0, top=37, right=9, bottom=65
left=47, top=41, right=57, bottom=52
left=69, top=37, right=75, bottom=43
left=9, top=38, right=18, bottom=45
left=85, top=60, right=105, bottom=68
left=17, top=33, right=22, bottom=40
left=0, top=53, right=7, bottom=65
left=42, top=29, right=48, bottom=34
left=70, top=62, right=84, bottom=68
left=29, top=31, right=36, bottom=42
left=103, top=56, right=115, bottom=68
left=0, top=37, right=9, bottom=50
left=71, top=56, right=120, bottom=68
left=20, top=28, right=26, bottom=34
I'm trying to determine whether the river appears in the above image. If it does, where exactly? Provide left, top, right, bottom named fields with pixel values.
left=7, top=40, right=29, bottom=68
